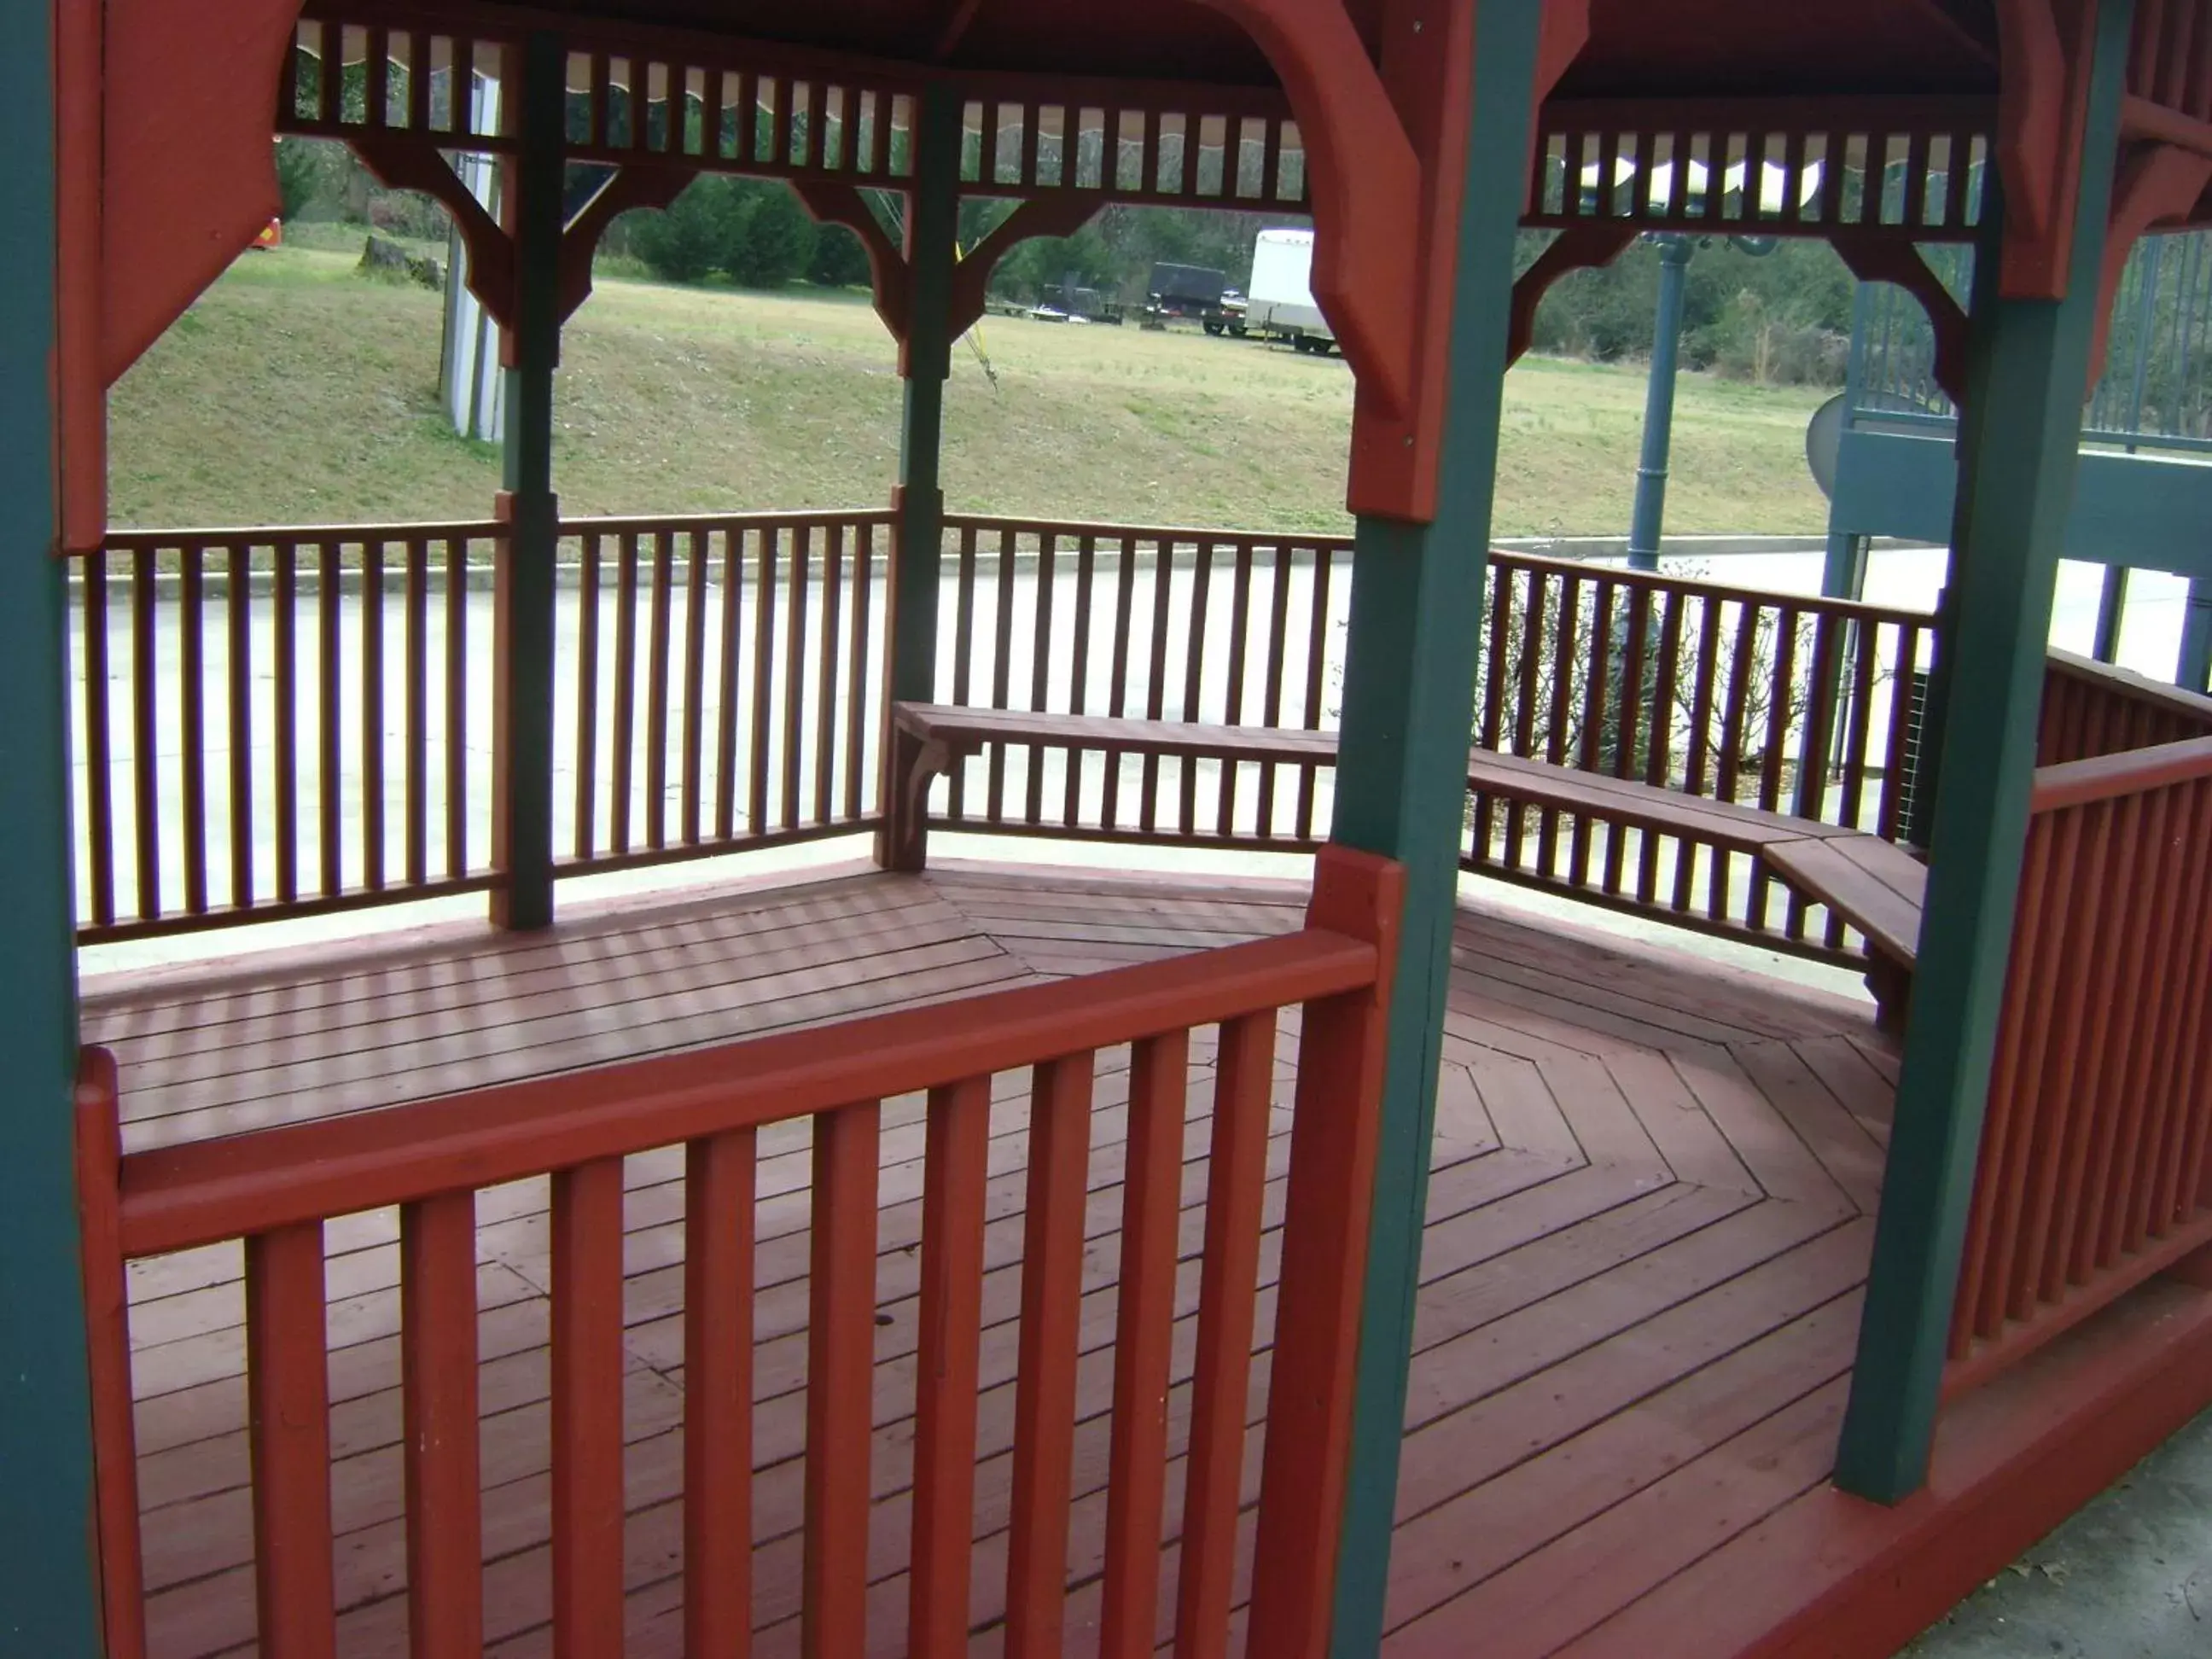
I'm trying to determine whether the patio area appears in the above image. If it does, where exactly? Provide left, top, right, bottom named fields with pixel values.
left=95, top=862, right=1893, bottom=1654
left=89, top=860, right=1891, bottom=1655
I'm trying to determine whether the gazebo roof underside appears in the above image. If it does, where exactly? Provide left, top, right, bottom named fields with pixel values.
left=504, top=0, right=2001, bottom=100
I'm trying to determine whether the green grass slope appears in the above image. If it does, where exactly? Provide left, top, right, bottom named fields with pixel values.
left=108, top=241, right=1832, bottom=535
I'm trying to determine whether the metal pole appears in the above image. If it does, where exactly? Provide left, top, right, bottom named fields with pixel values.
left=1627, top=236, right=1694, bottom=570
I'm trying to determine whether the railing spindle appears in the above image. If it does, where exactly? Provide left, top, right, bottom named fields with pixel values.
left=551, top=1157, right=626, bottom=1655
left=1174, top=1010, right=1277, bottom=1658
left=1295, top=544, right=1334, bottom=842
left=783, top=522, right=812, bottom=833
left=80, top=550, right=114, bottom=927
left=610, top=533, right=639, bottom=854
left=360, top=540, right=385, bottom=892
left=749, top=527, right=777, bottom=838
left=318, top=538, right=343, bottom=898
left=1005, top=1052, right=1094, bottom=1659
left=445, top=534, right=468, bottom=879
left=845, top=523, right=874, bottom=821
left=989, top=524, right=1018, bottom=822
left=401, top=1190, right=482, bottom=1659
left=74, top=1051, right=147, bottom=1659
left=247, top=1222, right=336, bottom=1659
left=1180, top=539, right=1215, bottom=838
left=179, top=547, right=209, bottom=915
left=1097, top=1033, right=1190, bottom=1659
left=275, top=541, right=300, bottom=905
left=909, top=1078, right=992, bottom=1659
left=1568, top=579, right=1614, bottom=888
left=1219, top=542, right=1254, bottom=835
left=1140, top=539, right=1175, bottom=835
left=131, top=550, right=162, bottom=922
left=2112, top=779, right=2198, bottom=1254
left=815, top=523, right=845, bottom=828
left=1256, top=541, right=1294, bottom=837
left=1028, top=527, right=1057, bottom=825
left=714, top=528, right=744, bottom=841
left=404, top=538, right=427, bottom=886
left=805, top=1099, right=880, bottom=1659
left=1538, top=573, right=1580, bottom=878
left=573, top=533, right=602, bottom=859
left=1065, top=536, right=1097, bottom=826
left=2072, top=787, right=2169, bottom=1278
left=684, top=1129, right=756, bottom=1659
left=229, top=543, right=256, bottom=911
left=682, top=527, right=710, bottom=845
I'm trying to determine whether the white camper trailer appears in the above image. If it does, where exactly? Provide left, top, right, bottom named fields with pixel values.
left=1243, top=227, right=1336, bottom=354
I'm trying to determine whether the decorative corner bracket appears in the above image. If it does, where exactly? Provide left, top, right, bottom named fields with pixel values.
left=1993, top=0, right=2096, bottom=298
left=1195, top=0, right=1424, bottom=425
left=1507, top=224, right=1634, bottom=367
left=352, top=138, right=683, bottom=340
left=795, top=183, right=1099, bottom=375
left=557, top=166, right=690, bottom=323
left=791, top=181, right=913, bottom=348
left=2090, top=141, right=2212, bottom=385
left=946, top=197, right=1100, bottom=339
left=1197, top=0, right=1592, bottom=519
left=1828, top=234, right=1973, bottom=405
left=350, top=136, right=517, bottom=330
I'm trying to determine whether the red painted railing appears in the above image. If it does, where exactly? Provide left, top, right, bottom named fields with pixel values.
left=932, top=516, right=1936, bottom=963
left=1948, top=736, right=2212, bottom=1394
left=1465, top=552, right=1936, bottom=961
left=77, top=847, right=1401, bottom=1658
left=558, top=510, right=890, bottom=873
left=79, top=523, right=504, bottom=942
left=2038, top=648, right=2212, bottom=765
left=72, top=510, right=888, bottom=942
left=936, top=515, right=1353, bottom=851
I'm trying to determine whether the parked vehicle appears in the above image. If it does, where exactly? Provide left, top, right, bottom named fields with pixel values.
left=1202, top=290, right=1249, bottom=336
left=1144, top=261, right=1229, bottom=324
left=1243, top=227, right=1336, bottom=354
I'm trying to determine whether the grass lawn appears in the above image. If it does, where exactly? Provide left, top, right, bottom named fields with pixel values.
left=108, top=236, right=1833, bottom=535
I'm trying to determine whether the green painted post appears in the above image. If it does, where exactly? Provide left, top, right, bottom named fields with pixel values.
left=1327, top=2, right=1545, bottom=1650
left=0, top=1, right=101, bottom=1648
left=491, top=32, right=566, bottom=931
left=888, top=86, right=963, bottom=709
left=2176, top=576, right=2212, bottom=691
left=1834, top=0, right=2134, bottom=1504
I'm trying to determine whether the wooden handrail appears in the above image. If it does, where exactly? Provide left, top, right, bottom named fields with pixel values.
left=100, top=519, right=506, bottom=549
left=116, top=928, right=1377, bottom=1257
left=562, top=506, right=896, bottom=535
left=2031, top=735, right=2212, bottom=813
left=934, top=511, right=1936, bottom=632
left=2045, top=648, right=2212, bottom=727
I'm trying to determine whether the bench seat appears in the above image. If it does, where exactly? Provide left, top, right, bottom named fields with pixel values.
left=886, top=702, right=1929, bottom=1028
left=1761, top=832, right=1926, bottom=1030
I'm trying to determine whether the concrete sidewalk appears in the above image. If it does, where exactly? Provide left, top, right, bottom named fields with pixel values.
left=1903, top=1406, right=2212, bottom=1656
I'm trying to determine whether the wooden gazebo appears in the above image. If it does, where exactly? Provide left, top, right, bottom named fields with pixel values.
left=10, top=0, right=2212, bottom=1655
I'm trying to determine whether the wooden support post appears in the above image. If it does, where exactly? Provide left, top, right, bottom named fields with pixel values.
left=1835, top=0, right=2134, bottom=1505
left=0, top=0, right=102, bottom=1645
left=1326, top=0, right=1545, bottom=1650
left=879, top=85, right=963, bottom=871
left=491, top=32, right=566, bottom=931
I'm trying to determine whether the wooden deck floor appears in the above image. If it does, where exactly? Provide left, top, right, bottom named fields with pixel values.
left=79, top=860, right=2176, bottom=1657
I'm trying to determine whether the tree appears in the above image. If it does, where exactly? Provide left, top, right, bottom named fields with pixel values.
left=631, top=176, right=738, bottom=283
left=808, top=224, right=874, bottom=288
left=725, top=180, right=818, bottom=288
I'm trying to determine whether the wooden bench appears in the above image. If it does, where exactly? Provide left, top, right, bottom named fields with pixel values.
left=1761, top=832, right=1926, bottom=1032
left=887, top=702, right=1928, bottom=1023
